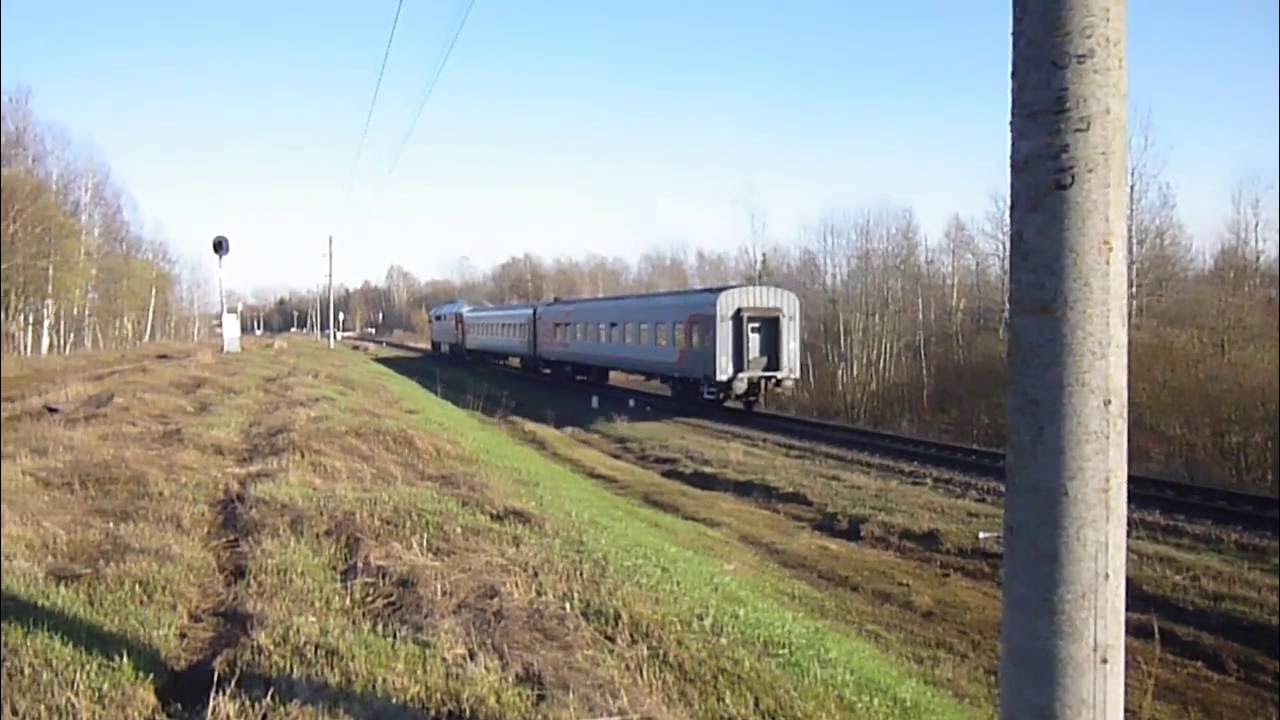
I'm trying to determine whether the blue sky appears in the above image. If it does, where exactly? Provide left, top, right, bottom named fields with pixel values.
left=3, top=1, right=1277, bottom=294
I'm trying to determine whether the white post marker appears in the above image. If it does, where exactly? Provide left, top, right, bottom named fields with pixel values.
left=221, top=312, right=241, bottom=353
left=212, top=235, right=240, bottom=354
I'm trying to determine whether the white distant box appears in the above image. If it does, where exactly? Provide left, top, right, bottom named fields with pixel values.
left=222, top=312, right=242, bottom=353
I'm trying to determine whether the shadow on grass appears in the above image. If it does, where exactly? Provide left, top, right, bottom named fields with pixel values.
left=1, top=589, right=168, bottom=676
left=1, top=589, right=464, bottom=720
left=374, top=352, right=683, bottom=431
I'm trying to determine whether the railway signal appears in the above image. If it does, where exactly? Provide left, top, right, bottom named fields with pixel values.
left=212, top=235, right=240, bottom=353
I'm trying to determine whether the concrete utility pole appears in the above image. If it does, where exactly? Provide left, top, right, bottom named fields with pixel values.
left=1003, top=2, right=1128, bottom=719
left=327, top=235, right=336, bottom=349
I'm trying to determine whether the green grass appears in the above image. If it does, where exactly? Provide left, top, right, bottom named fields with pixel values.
left=10, top=341, right=1275, bottom=719
left=384, top=347, right=1280, bottom=719
left=3, top=340, right=983, bottom=718
left=347, top=349, right=977, bottom=719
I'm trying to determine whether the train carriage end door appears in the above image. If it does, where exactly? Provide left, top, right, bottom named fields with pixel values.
left=735, top=311, right=781, bottom=373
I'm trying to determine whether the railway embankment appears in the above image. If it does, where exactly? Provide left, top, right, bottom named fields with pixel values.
left=376, top=341, right=1280, bottom=720
left=2, top=338, right=972, bottom=719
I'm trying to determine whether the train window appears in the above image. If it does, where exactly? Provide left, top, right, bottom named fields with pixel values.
left=639, top=322, right=650, bottom=345
left=598, top=323, right=607, bottom=343
left=656, top=322, right=669, bottom=347
left=691, top=322, right=702, bottom=349
left=624, top=322, right=634, bottom=344
left=574, top=322, right=583, bottom=341
left=610, top=323, right=621, bottom=344
left=674, top=322, right=686, bottom=350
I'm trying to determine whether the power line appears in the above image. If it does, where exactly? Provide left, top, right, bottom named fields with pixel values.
left=385, top=0, right=478, bottom=179
left=347, top=0, right=406, bottom=189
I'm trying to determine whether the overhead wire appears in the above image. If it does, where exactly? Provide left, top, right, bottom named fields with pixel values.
left=342, top=0, right=478, bottom=269
left=384, top=0, right=478, bottom=180
left=345, top=0, right=406, bottom=195
left=333, top=0, right=406, bottom=292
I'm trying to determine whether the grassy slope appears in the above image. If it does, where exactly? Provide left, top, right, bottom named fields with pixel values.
left=1, top=341, right=975, bottom=719
left=384, top=349, right=1280, bottom=719
left=345, top=346, right=975, bottom=719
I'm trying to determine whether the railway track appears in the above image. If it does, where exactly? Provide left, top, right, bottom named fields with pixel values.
left=361, top=337, right=1280, bottom=535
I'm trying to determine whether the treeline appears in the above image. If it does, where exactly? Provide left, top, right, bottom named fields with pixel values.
left=252, top=133, right=1277, bottom=493
left=1, top=87, right=209, bottom=355
left=6, top=82, right=1273, bottom=492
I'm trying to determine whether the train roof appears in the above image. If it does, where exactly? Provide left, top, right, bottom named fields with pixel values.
left=428, top=299, right=487, bottom=315
left=539, top=285, right=746, bottom=306
left=537, top=283, right=793, bottom=304
left=441, top=285, right=796, bottom=316
left=464, top=302, right=538, bottom=314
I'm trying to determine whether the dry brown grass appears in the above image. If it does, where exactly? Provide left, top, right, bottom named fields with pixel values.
left=4, top=339, right=973, bottom=719
left=1, top=340, right=648, bottom=718
left=554, top=411, right=1280, bottom=720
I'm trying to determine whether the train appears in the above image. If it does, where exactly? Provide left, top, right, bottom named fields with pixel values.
left=428, top=285, right=800, bottom=409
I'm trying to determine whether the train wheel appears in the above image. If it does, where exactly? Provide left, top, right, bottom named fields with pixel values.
left=742, top=399, right=757, bottom=412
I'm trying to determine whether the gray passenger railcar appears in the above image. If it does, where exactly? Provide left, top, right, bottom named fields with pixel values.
left=461, top=304, right=536, bottom=362
left=427, top=300, right=475, bottom=354
left=535, top=285, right=799, bottom=407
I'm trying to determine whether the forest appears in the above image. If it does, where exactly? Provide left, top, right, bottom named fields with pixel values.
left=3, top=87, right=1277, bottom=494
left=2, top=89, right=209, bottom=355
